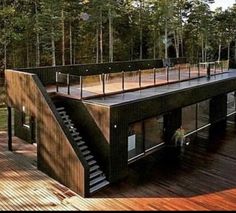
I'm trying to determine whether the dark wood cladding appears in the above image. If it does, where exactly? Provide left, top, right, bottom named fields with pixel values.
left=108, top=76, right=236, bottom=182
left=5, top=70, right=89, bottom=197
left=55, top=97, right=111, bottom=179
left=16, top=58, right=186, bottom=85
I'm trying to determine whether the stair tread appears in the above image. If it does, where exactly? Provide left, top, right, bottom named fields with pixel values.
left=77, top=141, right=85, bottom=146
left=59, top=111, right=66, bottom=115
left=90, top=170, right=103, bottom=179
left=89, top=165, right=99, bottom=172
left=56, top=107, right=65, bottom=111
left=74, top=136, right=82, bottom=141
left=69, top=128, right=77, bottom=132
left=90, top=175, right=106, bottom=186
left=64, top=119, right=72, bottom=123
left=61, top=115, right=69, bottom=119
left=80, top=145, right=88, bottom=151
left=71, top=132, right=80, bottom=136
left=85, top=155, right=94, bottom=161
left=89, top=180, right=109, bottom=194
left=66, top=123, right=74, bottom=127
left=82, top=150, right=91, bottom=156
left=88, top=160, right=97, bottom=166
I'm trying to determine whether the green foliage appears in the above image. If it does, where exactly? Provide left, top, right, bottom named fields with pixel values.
left=1, top=0, right=236, bottom=68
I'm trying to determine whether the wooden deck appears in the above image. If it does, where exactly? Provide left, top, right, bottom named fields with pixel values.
left=1, top=117, right=236, bottom=210
left=0, top=133, right=79, bottom=211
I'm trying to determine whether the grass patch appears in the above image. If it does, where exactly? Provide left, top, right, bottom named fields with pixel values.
left=0, top=83, right=7, bottom=131
left=0, top=84, right=5, bottom=107
left=0, top=107, right=7, bottom=131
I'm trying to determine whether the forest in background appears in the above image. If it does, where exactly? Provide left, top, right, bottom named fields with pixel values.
left=1, top=0, right=236, bottom=68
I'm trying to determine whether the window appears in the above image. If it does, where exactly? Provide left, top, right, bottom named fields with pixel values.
left=227, top=92, right=236, bottom=115
left=128, top=122, right=144, bottom=160
left=22, top=113, right=31, bottom=128
left=197, top=99, right=210, bottom=128
left=128, top=115, right=165, bottom=161
left=182, top=104, right=197, bottom=134
left=144, top=116, right=164, bottom=151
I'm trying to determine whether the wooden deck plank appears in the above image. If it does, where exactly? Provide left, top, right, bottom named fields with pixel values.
left=1, top=118, right=236, bottom=210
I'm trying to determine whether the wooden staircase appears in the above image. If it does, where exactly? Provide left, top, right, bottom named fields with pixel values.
left=56, top=106, right=109, bottom=194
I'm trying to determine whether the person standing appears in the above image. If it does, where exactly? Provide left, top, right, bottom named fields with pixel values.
left=172, top=126, right=185, bottom=148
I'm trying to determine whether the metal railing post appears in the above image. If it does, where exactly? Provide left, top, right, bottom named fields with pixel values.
left=188, top=64, right=191, bottom=79
left=102, top=73, right=105, bottom=95
left=139, top=69, right=141, bottom=88
left=178, top=65, right=180, bottom=81
left=207, top=63, right=210, bottom=79
left=166, top=66, right=169, bottom=83
left=122, top=71, right=125, bottom=92
left=56, top=72, right=59, bottom=92
left=153, top=68, right=156, bottom=85
left=198, top=63, right=200, bottom=77
left=214, top=62, right=216, bottom=74
left=80, top=76, right=83, bottom=99
left=67, top=73, right=70, bottom=95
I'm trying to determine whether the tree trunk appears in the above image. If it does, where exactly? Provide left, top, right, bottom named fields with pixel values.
left=139, top=1, right=143, bottom=60
left=218, top=43, right=221, bottom=61
left=234, top=40, right=236, bottom=61
left=73, top=38, right=76, bottom=64
left=130, top=38, right=133, bottom=61
left=69, top=22, right=73, bottom=65
left=96, top=25, right=99, bottom=64
left=26, top=40, right=30, bottom=68
left=158, top=30, right=162, bottom=59
left=181, top=35, right=184, bottom=57
left=4, top=43, right=7, bottom=69
left=153, top=29, right=156, bottom=59
left=227, top=42, right=230, bottom=60
left=108, top=7, right=113, bottom=62
left=201, top=37, right=204, bottom=62
left=174, top=31, right=179, bottom=58
left=100, top=9, right=103, bottom=63
left=51, top=26, right=56, bottom=67
left=165, top=20, right=168, bottom=59
left=205, top=39, right=207, bottom=62
left=176, top=31, right=180, bottom=58
left=61, top=9, right=65, bottom=66
left=35, top=2, right=40, bottom=67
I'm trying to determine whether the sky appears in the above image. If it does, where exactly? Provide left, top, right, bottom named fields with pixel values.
left=210, top=0, right=235, bottom=11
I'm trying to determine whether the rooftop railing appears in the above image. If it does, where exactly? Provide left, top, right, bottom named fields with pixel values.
left=49, top=60, right=229, bottom=100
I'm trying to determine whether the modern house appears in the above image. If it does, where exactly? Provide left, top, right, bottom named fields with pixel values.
left=5, top=58, right=236, bottom=197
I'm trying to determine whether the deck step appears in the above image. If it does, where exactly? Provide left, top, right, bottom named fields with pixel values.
left=80, top=145, right=88, bottom=151
left=88, top=160, right=97, bottom=166
left=59, top=111, right=66, bottom=115
left=66, top=124, right=74, bottom=128
left=56, top=107, right=65, bottom=111
left=90, top=170, right=103, bottom=179
left=56, top=105, right=110, bottom=194
left=90, top=175, right=106, bottom=186
left=89, top=165, right=99, bottom=172
left=71, top=132, right=80, bottom=137
left=82, top=150, right=91, bottom=156
left=77, top=141, right=85, bottom=146
left=89, top=180, right=109, bottom=194
left=63, top=119, right=72, bottom=124
left=85, top=155, right=94, bottom=161
left=73, top=136, right=82, bottom=141
left=69, top=128, right=77, bottom=132
left=61, top=115, right=69, bottom=119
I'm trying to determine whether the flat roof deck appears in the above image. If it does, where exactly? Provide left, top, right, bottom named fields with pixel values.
left=1, top=117, right=236, bottom=210
left=86, top=70, right=236, bottom=107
